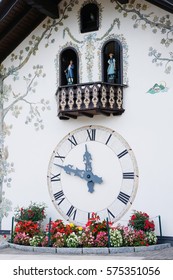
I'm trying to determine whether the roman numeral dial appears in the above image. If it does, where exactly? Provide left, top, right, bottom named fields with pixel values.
left=47, top=125, right=139, bottom=226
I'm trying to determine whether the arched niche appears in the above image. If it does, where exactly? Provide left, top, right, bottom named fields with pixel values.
left=102, top=40, right=123, bottom=84
left=80, top=3, right=99, bottom=33
left=60, top=48, right=79, bottom=86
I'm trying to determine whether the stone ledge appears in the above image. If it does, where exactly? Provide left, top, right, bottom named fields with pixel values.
left=83, top=247, right=109, bottom=255
left=6, top=243, right=171, bottom=254
left=109, top=247, right=135, bottom=254
left=134, top=243, right=171, bottom=252
left=0, top=242, right=9, bottom=249
left=9, top=243, right=34, bottom=252
left=33, top=246, right=56, bottom=253
left=56, top=248, right=83, bottom=254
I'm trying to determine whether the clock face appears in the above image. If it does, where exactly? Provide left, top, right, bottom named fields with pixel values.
left=47, top=125, right=139, bottom=226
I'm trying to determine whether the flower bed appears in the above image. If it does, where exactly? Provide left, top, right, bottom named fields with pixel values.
left=11, top=210, right=158, bottom=248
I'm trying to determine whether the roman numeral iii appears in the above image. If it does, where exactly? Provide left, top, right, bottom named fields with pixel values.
left=123, top=172, right=134, bottom=179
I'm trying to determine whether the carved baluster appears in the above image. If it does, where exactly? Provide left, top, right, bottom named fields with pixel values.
left=84, top=86, right=90, bottom=109
left=68, top=88, right=74, bottom=110
left=116, top=87, right=123, bottom=109
left=76, top=87, right=82, bottom=109
left=60, top=89, right=66, bottom=111
left=109, top=86, right=115, bottom=109
left=101, top=85, right=107, bottom=108
left=92, top=86, right=98, bottom=108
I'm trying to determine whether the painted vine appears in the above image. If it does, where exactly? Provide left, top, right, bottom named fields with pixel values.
left=0, top=0, right=79, bottom=228
left=112, top=0, right=173, bottom=73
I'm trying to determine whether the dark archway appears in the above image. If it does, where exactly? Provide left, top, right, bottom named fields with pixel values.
left=80, top=3, right=99, bottom=33
left=102, top=40, right=122, bottom=84
left=60, top=48, right=78, bottom=86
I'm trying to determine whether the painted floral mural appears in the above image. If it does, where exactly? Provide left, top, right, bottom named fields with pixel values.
left=0, top=0, right=79, bottom=228
left=112, top=0, right=173, bottom=74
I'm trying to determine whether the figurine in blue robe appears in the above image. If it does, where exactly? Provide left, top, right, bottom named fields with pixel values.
left=107, top=53, right=116, bottom=83
left=65, top=60, right=74, bottom=85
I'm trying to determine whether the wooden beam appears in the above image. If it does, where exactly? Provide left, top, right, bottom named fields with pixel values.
left=63, top=113, right=78, bottom=119
left=0, top=0, right=18, bottom=20
left=80, top=112, right=94, bottom=118
left=145, top=0, right=173, bottom=13
left=0, top=6, right=32, bottom=41
left=25, top=0, right=60, bottom=18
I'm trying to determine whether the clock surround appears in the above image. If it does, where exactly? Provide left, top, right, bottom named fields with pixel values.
left=47, top=125, right=139, bottom=226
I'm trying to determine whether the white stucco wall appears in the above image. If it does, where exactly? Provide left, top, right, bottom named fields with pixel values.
left=2, top=0, right=173, bottom=236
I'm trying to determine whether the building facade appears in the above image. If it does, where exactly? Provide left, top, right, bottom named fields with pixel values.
left=1, top=0, right=173, bottom=238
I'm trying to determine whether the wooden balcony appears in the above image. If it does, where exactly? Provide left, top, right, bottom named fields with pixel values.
left=55, top=82, right=126, bottom=120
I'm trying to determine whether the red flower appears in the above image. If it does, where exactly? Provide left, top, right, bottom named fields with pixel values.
left=131, top=215, right=136, bottom=220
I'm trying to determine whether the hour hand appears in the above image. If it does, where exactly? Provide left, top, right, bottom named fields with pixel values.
left=55, top=164, right=85, bottom=179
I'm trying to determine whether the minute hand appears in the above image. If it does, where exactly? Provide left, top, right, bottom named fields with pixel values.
left=83, top=144, right=92, bottom=172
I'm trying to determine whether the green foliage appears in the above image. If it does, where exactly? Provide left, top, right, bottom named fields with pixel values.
left=14, top=202, right=47, bottom=222
left=128, top=211, right=155, bottom=231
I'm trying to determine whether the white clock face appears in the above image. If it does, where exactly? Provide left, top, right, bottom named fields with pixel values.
left=47, top=125, right=139, bottom=226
